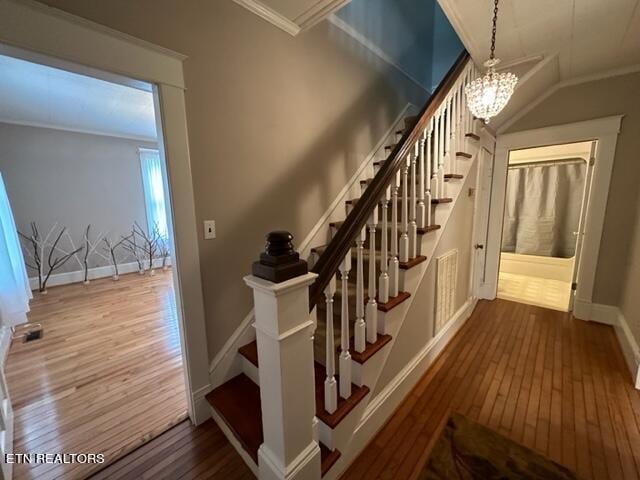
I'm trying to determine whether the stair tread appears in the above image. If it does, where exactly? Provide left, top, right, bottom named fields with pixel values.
left=444, top=173, right=464, bottom=179
left=206, top=373, right=262, bottom=463
left=465, top=132, right=480, bottom=140
left=314, top=362, right=370, bottom=429
left=456, top=151, right=472, bottom=158
left=207, top=372, right=341, bottom=475
left=400, top=255, right=427, bottom=270
left=329, top=219, right=442, bottom=231
left=238, top=342, right=259, bottom=368
left=320, top=444, right=341, bottom=476
left=378, top=291, right=411, bottom=312
left=432, top=197, right=453, bottom=204
left=350, top=333, right=393, bottom=364
left=418, top=224, right=441, bottom=234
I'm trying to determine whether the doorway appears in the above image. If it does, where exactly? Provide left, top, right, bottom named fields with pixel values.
left=483, top=116, right=622, bottom=321
left=0, top=52, right=187, bottom=479
left=496, top=142, right=595, bottom=312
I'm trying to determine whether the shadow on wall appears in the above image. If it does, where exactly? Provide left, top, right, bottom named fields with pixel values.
left=205, top=21, right=430, bottom=356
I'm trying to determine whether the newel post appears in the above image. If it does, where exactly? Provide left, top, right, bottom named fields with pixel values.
left=243, top=231, right=321, bottom=480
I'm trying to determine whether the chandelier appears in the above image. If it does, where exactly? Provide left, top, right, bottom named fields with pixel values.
left=465, top=0, right=517, bottom=123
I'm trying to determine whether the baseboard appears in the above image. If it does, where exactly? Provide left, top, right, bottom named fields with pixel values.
left=577, top=300, right=639, bottom=389
left=0, top=327, right=12, bottom=368
left=191, top=384, right=215, bottom=426
left=28, top=258, right=171, bottom=290
left=330, top=297, right=477, bottom=479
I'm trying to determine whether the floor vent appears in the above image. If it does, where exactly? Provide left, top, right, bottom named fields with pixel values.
left=435, top=249, right=458, bottom=334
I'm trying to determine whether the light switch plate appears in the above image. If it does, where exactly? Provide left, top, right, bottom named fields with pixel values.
left=204, top=220, right=216, bottom=239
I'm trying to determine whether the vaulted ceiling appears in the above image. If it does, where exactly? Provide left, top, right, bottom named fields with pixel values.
left=438, top=0, right=640, bottom=129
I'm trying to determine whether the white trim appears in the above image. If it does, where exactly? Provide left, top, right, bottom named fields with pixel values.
left=486, top=116, right=623, bottom=312
left=498, top=63, right=640, bottom=134
left=208, top=103, right=415, bottom=381
left=578, top=302, right=640, bottom=390
left=0, top=118, right=157, bottom=143
left=232, top=0, right=301, bottom=36
left=327, top=15, right=431, bottom=94
left=0, top=328, right=12, bottom=368
left=436, top=0, right=480, bottom=61
left=191, top=383, right=214, bottom=426
left=327, top=297, right=477, bottom=479
left=294, top=0, right=351, bottom=30
left=27, top=259, right=172, bottom=290
left=0, top=0, right=186, bottom=89
left=1, top=0, right=211, bottom=427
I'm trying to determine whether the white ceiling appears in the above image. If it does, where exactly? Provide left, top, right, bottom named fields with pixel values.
left=439, top=0, right=640, bottom=128
left=0, top=54, right=157, bottom=141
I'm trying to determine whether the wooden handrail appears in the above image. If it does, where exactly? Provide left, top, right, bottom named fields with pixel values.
left=308, top=50, right=471, bottom=311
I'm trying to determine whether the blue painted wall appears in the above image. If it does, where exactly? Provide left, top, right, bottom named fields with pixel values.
left=336, top=0, right=463, bottom=92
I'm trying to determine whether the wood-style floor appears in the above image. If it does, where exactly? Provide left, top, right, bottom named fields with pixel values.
left=343, top=298, right=640, bottom=480
left=5, top=270, right=188, bottom=480
left=89, top=419, right=253, bottom=480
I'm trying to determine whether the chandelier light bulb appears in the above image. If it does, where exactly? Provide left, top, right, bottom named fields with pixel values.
left=464, top=0, right=518, bottom=123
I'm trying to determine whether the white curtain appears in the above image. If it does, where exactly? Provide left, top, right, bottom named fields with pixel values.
left=0, top=173, right=31, bottom=327
left=501, top=161, right=586, bottom=258
left=139, top=149, right=169, bottom=239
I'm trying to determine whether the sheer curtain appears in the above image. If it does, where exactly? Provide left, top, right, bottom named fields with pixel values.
left=0, top=173, right=31, bottom=327
left=139, top=148, right=169, bottom=239
left=501, top=161, right=586, bottom=258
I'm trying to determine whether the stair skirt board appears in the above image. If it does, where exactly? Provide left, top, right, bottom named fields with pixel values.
left=208, top=103, right=417, bottom=388
left=327, top=297, right=477, bottom=479
left=210, top=406, right=260, bottom=476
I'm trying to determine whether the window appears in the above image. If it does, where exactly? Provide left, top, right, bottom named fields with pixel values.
left=139, top=148, right=168, bottom=239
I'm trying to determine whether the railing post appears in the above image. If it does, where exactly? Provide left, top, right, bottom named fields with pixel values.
left=244, top=231, right=321, bottom=480
left=417, top=130, right=426, bottom=229
left=409, top=143, right=418, bottom=259
left=426, top=118, right=433, bottom=227
left=399, top=154, right=410, bottom=263
left=378, top=187, right=390, bottom=304
left=339, top=251, right=352, bottom=399
left=354, top=227, right=366, bottom=353
left=366, top=208, right=378, bottom=343
left=389, top=170, right=400, bottom=298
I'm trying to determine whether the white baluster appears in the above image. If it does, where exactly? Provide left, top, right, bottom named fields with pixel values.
left=426, top=118, right=433, bottom=227
left=439, top=106, right=446, bottom=198
left=379, top=187, right=390, bottom=304
left=451, top=89, right=457, bottom=175
left=399, top=154, right=410, bottom=263
left=433, top=110, right=440, bottom=200
left=323, top=277, right=337, bottom=414
left=389, top=170, right=400, bottom=298
left=444, top=97, right=452, bottom=196
left=366, top=208, right=378, bottom=344
left=339, top=252, right=351, bottom=399
left=354, top=227, right=366, bottom=353
left=409, top=143, right=418, bottom=259
left=417, top=129, right=426, bottom=229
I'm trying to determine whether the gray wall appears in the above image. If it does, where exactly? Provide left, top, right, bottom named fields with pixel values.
left=375, top=160, right=477, bottom=393
left=38, top=0, right=430, bottom=361
left=0, top=121, right=157, bottom=272
left=506, top=72, right=640, bottom=345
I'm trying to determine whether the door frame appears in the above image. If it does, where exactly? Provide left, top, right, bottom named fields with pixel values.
left=0, top=0, right=211, bottom=424
left=484, top=115, right=623, bottom=320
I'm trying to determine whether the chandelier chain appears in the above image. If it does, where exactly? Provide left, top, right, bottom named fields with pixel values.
left=490, top=0, right=499, bottom=60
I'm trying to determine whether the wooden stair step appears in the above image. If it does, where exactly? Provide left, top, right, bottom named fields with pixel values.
left=320, top=443, right=341, bottom=476
left=206, top=372, right=341, bottom=475
left=404, top=116, right=418, bottom=128
left=444, top=173, right=464, bottom=179
left=456, top=151, right=472, bottom=158
left=314, top=362, right=369, bottom=429
left=238, top=341, right=258, bottom=367
left=377, top=291, right=411, bottom=312
left=465, top=132, right=480, bottom=140
left=205, top=374, right=262, bottom=463
left=350, top=334, right=393, bottom=364
left=400, top=255, right=427, bottom=270
left=418, top=224, right=441, bottom=235
left=431, top=197, right=453, bottom=204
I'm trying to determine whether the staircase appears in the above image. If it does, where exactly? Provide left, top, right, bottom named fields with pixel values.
left=206, top=52, right=483, bottom=479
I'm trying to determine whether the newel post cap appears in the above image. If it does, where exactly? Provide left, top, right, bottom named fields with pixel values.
left=251, top=231, right=308, bottom=283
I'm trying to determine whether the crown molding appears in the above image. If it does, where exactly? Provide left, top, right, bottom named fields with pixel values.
left=233, top=0, right=353, bottom=36
left=498, top=62, right=640, bottom=134
left=233, top=0, right=301, bottom=36
left=0, top=118, right=158, bottom=143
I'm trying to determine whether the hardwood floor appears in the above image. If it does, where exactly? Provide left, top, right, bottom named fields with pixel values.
left=342, top=298, right=640, bottom=480
left=5, top=270, right=188, bottom=480
left=88, top=419, right=253, bottom=480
